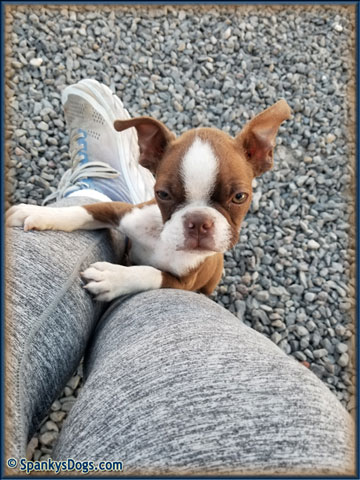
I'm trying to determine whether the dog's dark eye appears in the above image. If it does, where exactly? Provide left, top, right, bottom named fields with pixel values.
left=232, top=192, right=248, bottom=204
left=156, top=190, right=171, bottom=201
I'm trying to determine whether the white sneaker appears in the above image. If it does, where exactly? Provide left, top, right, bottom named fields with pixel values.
left=43, top=79, right=155, bottom=205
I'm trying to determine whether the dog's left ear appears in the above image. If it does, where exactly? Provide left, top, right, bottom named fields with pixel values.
left=236, top=100, right=292, bottom=177
left=114, top=117, right=176, bottom=174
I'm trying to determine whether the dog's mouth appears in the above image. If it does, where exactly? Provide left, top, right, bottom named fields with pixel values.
left=176, top=237, right=223, bottom=253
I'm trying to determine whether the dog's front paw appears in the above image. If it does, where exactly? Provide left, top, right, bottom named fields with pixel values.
left=81, top=262, right=130, bottom=302
left=6, top=204, right=53, bottom=231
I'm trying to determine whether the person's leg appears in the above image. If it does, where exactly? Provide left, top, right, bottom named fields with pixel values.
left=5, top=196, right=123, bottom=461
left=53, top=289, right=354, bottom=476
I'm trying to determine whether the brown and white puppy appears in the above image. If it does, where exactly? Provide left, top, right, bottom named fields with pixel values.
left=6, top=100, right=291, bottom=301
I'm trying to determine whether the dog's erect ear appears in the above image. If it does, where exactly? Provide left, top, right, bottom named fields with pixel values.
left=114, top=117, right=176, bottom=174
left=236, top=100, right=292, bottom=177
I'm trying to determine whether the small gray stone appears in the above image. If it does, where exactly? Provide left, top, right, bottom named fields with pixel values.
left=269, top=286, right=288, bottom=297
left=223, top=27, right=232, bottom=40
left=311, top=364, right=326, bottom=378
left=271, top=331, right=282, bottom=344
left=300, top=337, right=310, bottom=350
left=38, top=158, right=48, bottom=168
left=61, top=401, right=76, bottom=412
left=30, top=57, right=43, bottom=67
left=255, top=290, right=269, bottom=302
left=67, top=374, right=81, bottom=391
left=271, top=319, right=285, bottom=329
left=39, top=431, right=58, bottom=447
left=294, top=351, right=307, bottom=362
left=296, top=325, right=309, bottom=337
left=339, top=302, right=351, bottom=312
left=322, top=338, right=334, bottom=354
left=15, top=129, right=28, bottom=138
left=317, top=291, right=328, bottom=302
left=50, top=411, right=66, bottom=423
left=297, top=312, right=307, bottom=323
left=337, top=353, right=349, bottom=367
left=235, top=300, right=246, bottom=318
left=335, top=324, right=346, bottom=336
left=288, top=284, right=304, bottom=295
left=253, top=309, right=269, bottom=325
left=304, top=292, right=316, bottom=302
left=325, top=362, right=336, bottom=374
left=252, top=190, right=262, bottom=212
left=296, top=175, right=308, bottom=187
left=306, top=320, right=316, bottom=332
left=26, top=437, right=38, bottom=460
left=299, top=271, right=308, bottom=288
left=37, top=121, right=49, bottom=131
left=336, top=343, right=348, bottom=354
left=50, top=400, right=61, bottom=411
left=41, top=172, right=55, bottom=181
left=262, top=254, right=273, bottom=265
left=313, top=348, right=328, bottom=359
left=308, top=240, right=320, bottom=250
left=222, top=295, right=230, bottom=304
left=45, top=420, right=59, bottom=432
left=63, top=386, right=73, bottom=397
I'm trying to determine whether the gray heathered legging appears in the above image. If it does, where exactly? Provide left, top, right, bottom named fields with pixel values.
left=5, top=197, right=355, bottom=475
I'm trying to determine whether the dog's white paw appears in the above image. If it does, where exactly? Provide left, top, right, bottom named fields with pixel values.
left=81, top=262, right=131, bottom=302
left=81, top=262, right=162, bottom=301
left=6, top=204, right=53, bottom=231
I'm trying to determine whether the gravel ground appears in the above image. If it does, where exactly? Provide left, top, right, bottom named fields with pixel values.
left=5, top=4, right=356, bottom=461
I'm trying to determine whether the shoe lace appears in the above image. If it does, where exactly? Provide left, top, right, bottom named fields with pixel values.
left=42, top=130, right=120, bottom=205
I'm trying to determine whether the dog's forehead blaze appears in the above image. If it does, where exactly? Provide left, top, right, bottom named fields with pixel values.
left=180, top=136, right=219, bottom=202
left=159, top=128, right=253, bottom=198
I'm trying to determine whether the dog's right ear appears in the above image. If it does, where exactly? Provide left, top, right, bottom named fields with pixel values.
left=114, top=117, right=176, bottom=174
